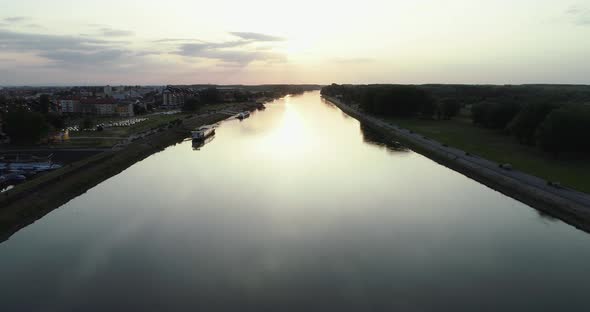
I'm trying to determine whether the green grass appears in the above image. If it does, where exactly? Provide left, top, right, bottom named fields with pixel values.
left=385, top=114, right=590, bottom=193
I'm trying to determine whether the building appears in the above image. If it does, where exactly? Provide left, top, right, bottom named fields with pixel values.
left=162, top=88, right=185, bottom=109
left=115, top=103, right=135, bottom=117
left=81, top=98, right=117, bottom=115
left=104, top=85, right=113, bottom=97
left=58, top=97, right=81, bottom=113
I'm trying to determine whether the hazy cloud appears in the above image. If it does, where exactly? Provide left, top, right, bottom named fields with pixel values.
left=152, top=38, right=198, bottom=43
left=229, top=32, right=284, bottom=42
left=3, top=16, right=30, bottom=23
left=39, top=49, right=129, bottom=66
left=0, top=29, right=134, bottom=69
left=99, top=27, right=135, bottom=37
left=0, top=29, right=124, bottom=52
left=333, top=57, right=375, bottom=64
left=172, top=32, right=287, bottom=65
left=176, top=42, right=285, bottom=65
left=25, top=23, right=43, bottom=29
left=566, top=4, right=590, bottom=25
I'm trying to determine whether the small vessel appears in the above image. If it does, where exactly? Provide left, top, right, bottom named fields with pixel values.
left=192, top=136, right=215, bottom=150
left=0, top=162, right=61, bottom=172
left=237, top=111, right=251, bottom=120
left=192, top=125, right=215, bottom=141
left=256, top=102, right=266, bottom=110
left=1, top=173, right=26, bottom=184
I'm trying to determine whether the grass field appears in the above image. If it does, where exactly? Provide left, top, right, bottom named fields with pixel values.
left=386, top=112, right=590, bottom=193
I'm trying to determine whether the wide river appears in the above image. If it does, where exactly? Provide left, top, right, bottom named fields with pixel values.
left=2, top=91, right=590, bottom=311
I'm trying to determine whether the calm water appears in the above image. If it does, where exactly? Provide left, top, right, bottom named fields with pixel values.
left=1, top=91, right=590, bottom=311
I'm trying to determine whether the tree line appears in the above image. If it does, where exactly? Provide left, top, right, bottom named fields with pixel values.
left=322, top=84, right=590, bottom=157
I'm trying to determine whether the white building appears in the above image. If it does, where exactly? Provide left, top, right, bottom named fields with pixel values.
left=58, top=97, right=81, bottom=113
left=104, top=85, right=113, bottom=97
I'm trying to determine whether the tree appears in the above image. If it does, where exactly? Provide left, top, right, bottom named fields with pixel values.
left=82, top=117, right=94, bottom=130
left=39, top=94, right=51, bottom=114
left=133, top=104, right=147, bottom=115
left=200, top=87, right=219, bottom=104
left=536, top=105, right=590, bottom=156
left=507, top=102, right=558, bottom=145
left=439, top=98, right=461, bottom=120
left=45, top=113, right=65, bottom=130
left=4, top=110, right=50, bottom=145
left=471, top=101, right=521, bottom=129
left=182, top=96, right=201, bottom=112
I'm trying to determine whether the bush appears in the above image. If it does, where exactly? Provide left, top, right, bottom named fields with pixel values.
left=507, top=102, right=558, bottom=145
left=536, top=105, right=590, bottom=156
left=82, top=118, right=94, bottom=130
left=439, top=98, right=461, bottom=120
left=4, top=110, right=50, bottom=144
left=182, top=96, right=201, bottom=112
left=471, top=101, right=521, bottom=129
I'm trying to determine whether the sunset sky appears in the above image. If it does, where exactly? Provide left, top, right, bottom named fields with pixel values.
left=1, top=0, right=589, bottom=85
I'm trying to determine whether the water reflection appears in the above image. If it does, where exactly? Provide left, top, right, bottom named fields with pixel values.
left=191, top=136, right=215, bottom=150
left=360, top=124, right=409, bottom=153
left=1, top=91, right=590, bottom=311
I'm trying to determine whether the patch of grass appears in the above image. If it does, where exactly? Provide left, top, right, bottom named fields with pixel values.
left=386, top=116, right=590, bottom=193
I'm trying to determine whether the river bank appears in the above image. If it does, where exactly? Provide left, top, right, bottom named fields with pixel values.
left=0, top=102, right=261, bottom=242
left=323, top=95, right=590, bottom=232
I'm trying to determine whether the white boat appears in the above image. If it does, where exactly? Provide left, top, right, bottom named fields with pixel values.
left=237, top=111, right=251, bottom=119
left=192, top=125, right=215, bottom=141
left=0, top=162, right=61, bottom=172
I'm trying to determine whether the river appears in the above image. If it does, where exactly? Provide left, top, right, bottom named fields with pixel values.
left=1, top=91, right=590, bottom=311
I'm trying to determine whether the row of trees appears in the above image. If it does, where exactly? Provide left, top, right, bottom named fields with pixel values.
left=1, top=110, right=66, bottom=145
left=321, top=84, right=590, bottom=157
left=321, top=84, right=462, bottom=119
left=470, top=99, right=590, bottom=155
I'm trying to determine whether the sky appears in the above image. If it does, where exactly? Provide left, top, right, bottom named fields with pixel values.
left=0, top=0, right=589, bottom=85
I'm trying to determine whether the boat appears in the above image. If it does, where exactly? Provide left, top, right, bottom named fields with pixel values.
left=0, top=162, right=61, bottom=172
left=237, top=111, right=251, bottom=119
left=192, top=135, right=215, bottom=150
left=256, top=102, right=266, bottom=110
left=0, top=153, right=53, bottom=163
left=0, top=173, right=26, bottom=184
left=192, top=125, right=215, bottom=141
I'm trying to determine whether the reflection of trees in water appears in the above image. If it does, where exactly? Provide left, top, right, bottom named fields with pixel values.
left=536, top=210, right=559, bottom=222
left=360, top=124, right=410, bottom=154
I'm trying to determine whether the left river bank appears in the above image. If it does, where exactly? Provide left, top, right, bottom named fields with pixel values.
left=0, top=101, right=262, bottom=242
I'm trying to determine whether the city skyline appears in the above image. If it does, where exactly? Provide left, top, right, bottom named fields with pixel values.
left=1, top=0, right=590, bottom=85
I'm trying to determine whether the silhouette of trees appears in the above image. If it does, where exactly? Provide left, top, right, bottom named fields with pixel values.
left=4, top=110, right=49, bottom=145
left=182, top=96, right=201, bottom=112
left=471, top=101, right=521, bottom=129
left=536, top=105, right=590, bottom=156
left=439, top=98, right=462, bottom=120
left=507, top=102, right=558, bottom=145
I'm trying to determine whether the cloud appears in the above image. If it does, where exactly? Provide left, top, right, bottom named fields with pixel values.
left=99, top=27, right=135, bottom=37
left=3, top=16, right=30, bottom=23
left=170, top=32, right=287, bottom=65
left=566, top=4, right=590, bottom=25
left=39, top=49, right=129, bottom=66
left=0, top=29, right=124, bottom=52
left=152, top=38, right=198, bottom=43
left=25, top=23, right=43, bottom=29
left=0, top=29, right=135, bottom=70
left=332, top=57, right=375, bottom=64
left=229, top=32, right=284, bottom=42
